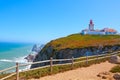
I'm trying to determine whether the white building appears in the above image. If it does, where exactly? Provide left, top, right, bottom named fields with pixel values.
left=81, top=20, right=117, bottom=35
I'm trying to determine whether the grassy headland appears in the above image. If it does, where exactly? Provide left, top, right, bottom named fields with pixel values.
left=45, top=34, right=120, bottom=50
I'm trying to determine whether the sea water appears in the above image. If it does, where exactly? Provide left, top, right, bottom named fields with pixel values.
left=0, top=42, right=33, bottom=71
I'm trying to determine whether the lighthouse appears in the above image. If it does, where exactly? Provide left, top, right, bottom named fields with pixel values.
left=81, top=19, right=117, bottom=35
left=89, top=20, right=94, bottom=31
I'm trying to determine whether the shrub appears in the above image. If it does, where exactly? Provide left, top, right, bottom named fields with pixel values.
left=110, top=65, right=120, bottom=73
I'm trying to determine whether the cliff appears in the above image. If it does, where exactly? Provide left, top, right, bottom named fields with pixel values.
left=25, top=44, right=44, bottom=62
left=31, top=34, right=120, bottom=68
left=32, top=44, right=44, bottom=53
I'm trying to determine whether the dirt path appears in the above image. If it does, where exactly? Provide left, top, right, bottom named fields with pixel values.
left=30, top=61, right=116, bottom=80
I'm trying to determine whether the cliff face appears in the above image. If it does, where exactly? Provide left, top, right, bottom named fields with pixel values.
left=31, top=45, right=120, bottom=68
left=32, top=44, right=44, bottom=53
left=31, top=34, right=120, bottom=68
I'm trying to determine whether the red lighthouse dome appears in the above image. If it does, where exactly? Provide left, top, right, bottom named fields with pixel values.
left=89, top=20, right=94, bottom=31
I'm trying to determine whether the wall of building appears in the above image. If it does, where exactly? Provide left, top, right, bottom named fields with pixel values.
left=87, top=31, right=105, bottom=35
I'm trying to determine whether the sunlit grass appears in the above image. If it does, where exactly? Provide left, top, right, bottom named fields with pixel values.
left=45, top=34, right=120, bottom=50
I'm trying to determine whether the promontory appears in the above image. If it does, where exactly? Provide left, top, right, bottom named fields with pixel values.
left=31, top=34, right=120, bottom=68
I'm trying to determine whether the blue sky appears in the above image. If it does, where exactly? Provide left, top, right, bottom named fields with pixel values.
left=0, top=0, right=120, bottom=43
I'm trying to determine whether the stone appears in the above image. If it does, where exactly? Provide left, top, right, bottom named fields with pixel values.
left=109, top=55, right=120, bottom=64
left=113, top=73, right=120, bottom=80
left=102, top=75, right=108, bottom=79
left=32, top=44, right=44, bottom=53
left=97, top=72, right=113, bottom=79
left=25, top=54, right=37, bottom=62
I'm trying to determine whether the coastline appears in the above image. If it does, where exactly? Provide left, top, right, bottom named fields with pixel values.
left=0, top=43, right=33, bottom=70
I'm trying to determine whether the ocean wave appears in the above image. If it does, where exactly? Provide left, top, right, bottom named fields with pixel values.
left=0, top=59, right=13, bottom=62
left=0, top=56, right=28, bottom=63
left=13, top=56, right=28, bottom=63
left=0, top=56, right=31, bottom=71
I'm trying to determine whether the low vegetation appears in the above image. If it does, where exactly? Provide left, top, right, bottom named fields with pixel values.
left=1, top=52, right=120, bottom=80
left=110, top=65, right=120, bottom=73
left=45, top=34, right=120, bottom=50
left=2, top=58, right=108, bottom=80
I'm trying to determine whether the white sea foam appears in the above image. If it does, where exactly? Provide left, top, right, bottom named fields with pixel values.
left=0, top=56, right=31, bottom=71
left=0, top=59, right=13, bottom=62
left=0, top=56, right=28, bottom=63
left=13, top=56, right=28, bottom=63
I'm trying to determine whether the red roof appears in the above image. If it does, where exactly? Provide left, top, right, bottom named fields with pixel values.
left=104, top=28, right=117, bottom=32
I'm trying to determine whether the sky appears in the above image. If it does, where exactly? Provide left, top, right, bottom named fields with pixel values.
left=0, top=0, right=120, bottom=43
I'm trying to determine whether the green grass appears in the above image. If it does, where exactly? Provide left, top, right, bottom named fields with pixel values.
left=110, top=65, right=120, bottom=73
left=0, top=73, right=10, bottom=79
left=44, top=34, right=120, bottom=50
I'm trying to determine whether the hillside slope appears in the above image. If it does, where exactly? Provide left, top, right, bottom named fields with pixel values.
left=45, top=34, right=120, bottom=50
left=31, top=34, right=120, bottom=68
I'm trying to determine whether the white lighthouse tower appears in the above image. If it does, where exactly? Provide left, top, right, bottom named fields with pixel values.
left=89, top=20, right=94, bottom=31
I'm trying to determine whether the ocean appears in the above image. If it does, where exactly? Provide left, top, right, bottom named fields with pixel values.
left=0, top=42, right=33, bottom=71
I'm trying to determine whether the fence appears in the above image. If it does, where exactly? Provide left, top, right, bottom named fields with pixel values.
left=0, top=51, right=120, bottom=80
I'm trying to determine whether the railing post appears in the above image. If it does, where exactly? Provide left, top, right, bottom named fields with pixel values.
left=96, top=53, right=99, bottom=61
left=50, top=57, right=53, bottom=74
left=71, top=57, right=74, bottom=69
left=104, top=53, right=106, bottom=58
left=86, top=55, right=88, bottom=65
left=16, top=62, right=19, bottom=80
left=110, top=52, right=112, bottom=57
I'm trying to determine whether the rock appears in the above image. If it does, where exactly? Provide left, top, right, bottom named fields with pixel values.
left=109, top=55, right=120, bottom=64
left=97, top=72, right=113, bottom=79
left=32, top=44, right=38, bottom=52
left=113, top=73, right=120, bottom=80
left=32, top=44, right=44, bottom=53
left=31, top=45, right=120, bottom=68
left=97, top=72, right=111, bottom=76
left=25, top=54, right=37, bottom=62
left=102, top=75, right=108, bottom=79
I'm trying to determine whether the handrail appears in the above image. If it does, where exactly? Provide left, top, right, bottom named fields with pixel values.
left=53, top=62, right=72, bottom=66
left=19, top=60, right=50, bottom=67
left=0, top=73, right=16, bottom=80
left=0, top=51, right=120, bottom=80
left=20, top=65, right=50, bottom=73
left=0, top=66, right=16, bottom=73
left=52, top=58, right=72, bottom=62
left=74, top=55, right=97, bottom=60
